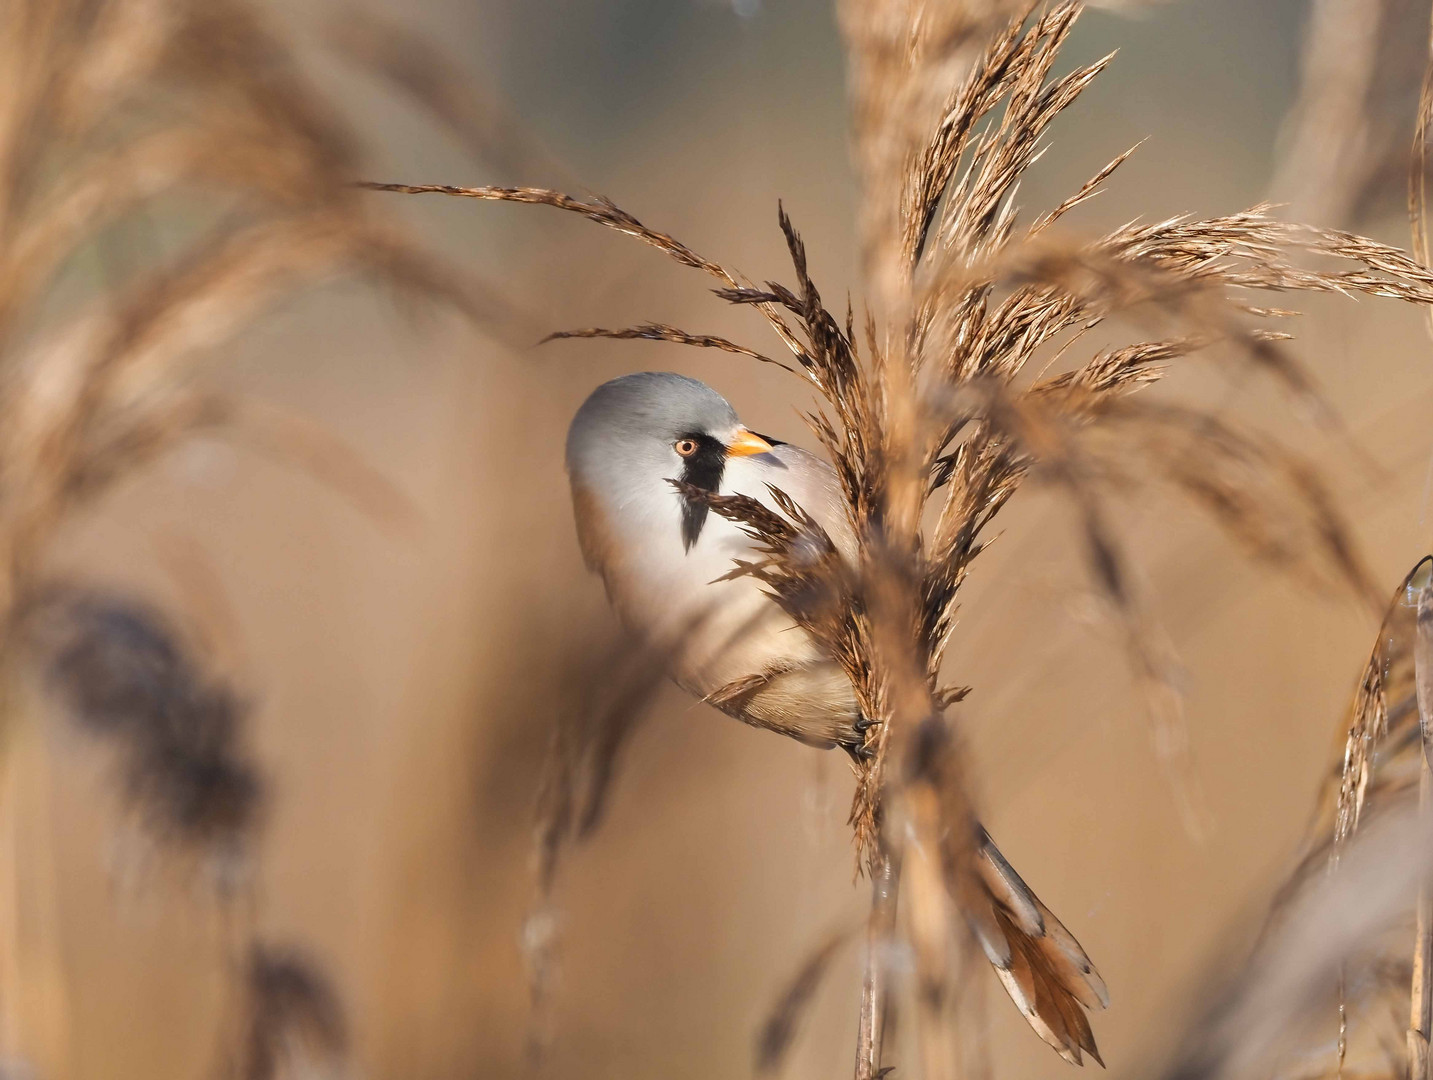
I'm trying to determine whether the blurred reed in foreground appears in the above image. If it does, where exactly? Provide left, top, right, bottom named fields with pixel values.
left=28, top=586, right=263, bottom=879
left=0, top=0, right=486, bottom=1072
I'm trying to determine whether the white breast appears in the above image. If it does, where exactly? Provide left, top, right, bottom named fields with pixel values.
left=574, top=443, right=861, bottom=746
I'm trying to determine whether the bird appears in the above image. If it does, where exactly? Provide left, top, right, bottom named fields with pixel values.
left=566, top=370, right=1108, bottom=1065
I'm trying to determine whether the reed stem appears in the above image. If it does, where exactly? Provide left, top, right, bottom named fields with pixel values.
left=1408, top=576, right=1433, bottom=1080
left=855, top=840, right=900, bottom=1080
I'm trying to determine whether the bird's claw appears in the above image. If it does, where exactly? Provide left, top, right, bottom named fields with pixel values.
left=840, top=715, right=879, bottom=762
left=843, top=743, right=874, bottom=764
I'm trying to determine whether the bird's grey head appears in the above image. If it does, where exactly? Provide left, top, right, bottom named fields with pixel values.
left=566, top=372, right=775, bottom=550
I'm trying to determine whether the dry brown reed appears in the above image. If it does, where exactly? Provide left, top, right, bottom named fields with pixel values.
left=24, top=586, right=356, bottom=1073
left=525, top=633, right=684, bottom=1064
left=4, top=0, right=1433, bottom=1078
left=25, top=585, right=263, bottom=877
left=1410, top=2, right=1433, bottom=346
left=1171, top=555, right=1433, bottom=1080
left=1239, top=9, right=1433, bottom=1072
left=328, top=9, right=574, bottom=188
left=0, top=0, right=485, bottom=1072
left=365, top=1, right=1433, bottom=1074
left=1273, top=0, right=1417, bottom=226
left=0, top=0, right=468, bottom=649
left=236, top=945, right=350, bottom=1080
left=1266, top=562, right=1427, bottom=1079
left=755, top=927, right=856, bottom=1076
left=1159, top=804, right=1428, bottom=1080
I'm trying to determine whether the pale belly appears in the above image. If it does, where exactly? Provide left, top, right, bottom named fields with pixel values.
left=606, top=516, right=861, bottom=747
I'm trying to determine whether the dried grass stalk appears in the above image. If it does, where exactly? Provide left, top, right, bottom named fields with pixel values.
left=1411, top=574, right=1433, bottom=1079
left=0, top=0, right=472, bottom=650
left=1162, top=806, right=1428, bottom=1080
left=1411, top=2, right=1433, bottom=343
left=328, top=9, right=572, bottom=185
left=1274, top=0, right=1433, bottom=228
left=756, top=928, right=855, bottom=1076
left=855, top=850, right=899, bottom=1080
left=1274, top=0, right=1390, bottom=225
left=525, top=633, right=680, bottom=1063
left=1259, top=560, right=1433, bottom=1080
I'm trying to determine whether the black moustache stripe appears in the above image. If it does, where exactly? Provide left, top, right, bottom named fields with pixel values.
left=678, top=433, right=728, bottom=551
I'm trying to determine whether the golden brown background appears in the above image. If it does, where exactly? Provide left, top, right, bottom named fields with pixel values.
left=25, top=0, right=1433, bottom=1077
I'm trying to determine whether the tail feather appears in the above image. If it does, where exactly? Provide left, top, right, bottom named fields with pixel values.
left=1031, top=895, right=1109, bottom=1009
left=977, top=829, right=1107, bottom=1066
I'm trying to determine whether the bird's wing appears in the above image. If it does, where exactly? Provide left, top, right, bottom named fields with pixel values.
left=765, top=443, right=858, bottom=564
left=570, top=480, right=617, bottom=575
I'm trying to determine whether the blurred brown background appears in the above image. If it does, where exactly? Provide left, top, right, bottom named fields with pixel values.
left=25, top=0, right=1433, bottom=1077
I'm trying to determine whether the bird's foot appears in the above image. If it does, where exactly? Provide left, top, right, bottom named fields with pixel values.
left=842, top=717, right=878, bottom=763
left=842, top=742, right=874, bottom=764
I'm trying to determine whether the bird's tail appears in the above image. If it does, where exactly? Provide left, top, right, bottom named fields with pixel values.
left=970, top=828, right=1108, bottom=1066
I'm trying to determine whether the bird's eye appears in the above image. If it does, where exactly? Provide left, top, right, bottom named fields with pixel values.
left=674, top=438, right=698, bottom=457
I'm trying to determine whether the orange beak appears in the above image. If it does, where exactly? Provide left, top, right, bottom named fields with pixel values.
left=726, top=428, right=775, bottom=457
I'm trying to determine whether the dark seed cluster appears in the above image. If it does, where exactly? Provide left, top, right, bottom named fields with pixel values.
left=31, top=587, right=264, bottom=861
left=240, top=945, right=349, bottom=1080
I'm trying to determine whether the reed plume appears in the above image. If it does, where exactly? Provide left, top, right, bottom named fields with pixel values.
left=26, top=585, right=263, bottom=878
left=364, top=1, right=1433, bottom=1072
left=22, top=584, right=354, bottom=1079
